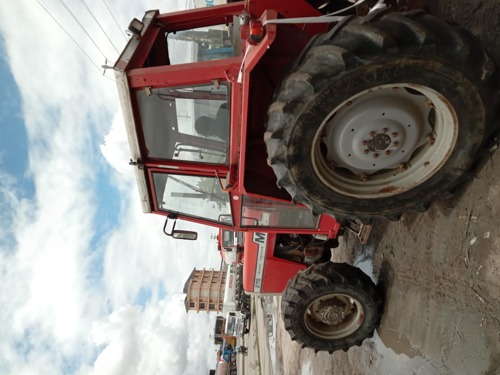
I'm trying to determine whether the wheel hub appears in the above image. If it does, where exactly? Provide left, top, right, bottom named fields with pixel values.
left=317, top=304, right=346, bottom=325
left=304, top=293, right=365, bottom=340
left=322, top=85, right=433, bottom=175
left=311, top=83, right=458, bottom=199
left=367, top=132, right=392, bottom=152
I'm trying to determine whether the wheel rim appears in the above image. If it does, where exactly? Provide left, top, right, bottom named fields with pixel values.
left=312, top=84, right=458, bottom=198
left=303, top=293, right=364, bottom=339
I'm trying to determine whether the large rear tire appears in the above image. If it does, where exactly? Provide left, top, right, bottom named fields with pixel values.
left=281, top=262, right=383, bottom=353
left=265, top=9, right=498, bottom=221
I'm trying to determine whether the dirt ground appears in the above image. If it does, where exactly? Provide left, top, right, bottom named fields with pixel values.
left=274, top=1, right=500, bottom=374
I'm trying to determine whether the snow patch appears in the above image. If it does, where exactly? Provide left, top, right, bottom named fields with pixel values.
left=353, top=243, right=377, bottom=283
left=301, top=358, right=312, bottom=375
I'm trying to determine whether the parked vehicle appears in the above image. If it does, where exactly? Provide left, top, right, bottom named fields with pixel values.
left=224, top=311, right=248, bottom=338
left=218, top=228, right=244, bottom=266
left=114, top=0, right=498, bottom=352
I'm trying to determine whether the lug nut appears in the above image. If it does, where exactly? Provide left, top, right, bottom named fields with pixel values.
left=369, top=131, right=377, bottom=137
left=363, top=149, right=370, bottom=154
left=373, top=153, right=379, bottom=159
left=385, top=150, right=391, bottom=156
left=382, top=128, right=388, bottom=133
left=393, top=141, right=399, bottom=147
left=362, top=140, right=368, bottom=145
left=358, top=173, right=368, bottom=182
left=398, top=163, right=409, bottom=172
left=392, top=132, right=398, bottom=137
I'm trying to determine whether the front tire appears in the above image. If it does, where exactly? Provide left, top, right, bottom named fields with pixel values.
left=281, top=262, right=383, bottom=353
left=265, top=9, right=498, bottom=221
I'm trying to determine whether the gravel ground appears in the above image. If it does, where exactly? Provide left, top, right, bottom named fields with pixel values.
left=275, top=1, right=500, bottom=374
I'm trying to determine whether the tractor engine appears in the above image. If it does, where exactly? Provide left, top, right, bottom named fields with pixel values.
left=274, top=234, right=338, bottom=266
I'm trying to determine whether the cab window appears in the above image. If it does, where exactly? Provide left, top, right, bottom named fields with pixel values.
left=136, top=83, right=229, bottom=164
left=167, top=24, right=235, bottom=64
left=241, top=196, right=319, bottom=229
left=153, top=172, right=233, bottom=225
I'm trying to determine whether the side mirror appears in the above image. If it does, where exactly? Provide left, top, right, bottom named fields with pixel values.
left=172, top=230, right=198, bottom=241
left=163, top=215, right=198, bottom=241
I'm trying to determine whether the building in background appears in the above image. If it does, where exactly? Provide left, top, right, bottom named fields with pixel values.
left=183, top=266, right=227, bottom=312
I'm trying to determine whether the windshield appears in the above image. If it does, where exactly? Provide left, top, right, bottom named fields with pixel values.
left=167, top=24, right=235, bottom=64
left=225, top=319, right=235, bottom=335
left=153, top=172, right=233, bottom=225
left=222, top=229, right=235, bottom=248
left=136, top=83, right=230, bottom=164
left=241, top=196, right=319, bottom=229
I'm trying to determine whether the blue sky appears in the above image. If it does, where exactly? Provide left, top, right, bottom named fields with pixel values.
left=0, top=1, right=224, bottom=374
left=0, top=37, right=34, bottom=200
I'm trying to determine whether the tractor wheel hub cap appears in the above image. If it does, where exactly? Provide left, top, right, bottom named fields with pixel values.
left=319, top=305, right=345, bottom=325
left=367, top=133, right=392, bottom=151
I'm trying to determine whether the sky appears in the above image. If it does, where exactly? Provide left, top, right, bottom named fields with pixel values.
left=0, top=1, right=226, bottom=374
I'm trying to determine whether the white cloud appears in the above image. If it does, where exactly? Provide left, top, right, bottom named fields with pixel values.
left=100, top=111, right=131, bottom=177
left=0, top=0, right=225, bottom=374
left=91, top=300, right=219, bottom=375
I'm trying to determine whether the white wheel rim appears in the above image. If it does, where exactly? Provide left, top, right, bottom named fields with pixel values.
left=312, top=84, right=458, bottom=199
left=304, top=293, right=364, bottom=339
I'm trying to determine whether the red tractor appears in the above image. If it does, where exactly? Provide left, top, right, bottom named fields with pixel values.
left=114, top=0, right=498, bottom=352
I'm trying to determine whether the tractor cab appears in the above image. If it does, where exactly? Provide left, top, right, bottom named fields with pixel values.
left=114, top=4, right=343, bottom=239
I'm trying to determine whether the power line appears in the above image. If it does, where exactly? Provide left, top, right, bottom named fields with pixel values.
left=36, top=0, right=114, bottom=81
left=101, top=0, right=128, bottom=41
left=80, top=0, right=120, bottom=54
left=56, top=0, right=111, bottom=62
